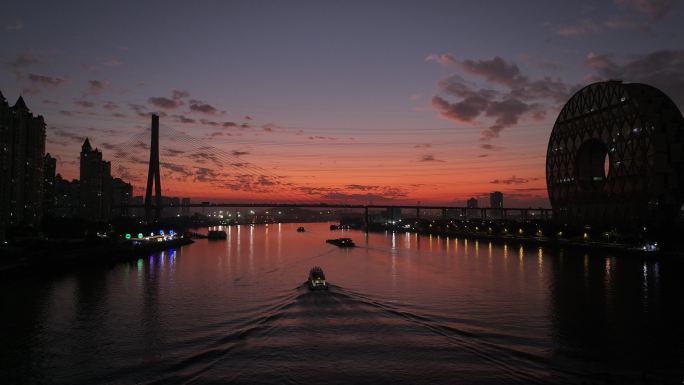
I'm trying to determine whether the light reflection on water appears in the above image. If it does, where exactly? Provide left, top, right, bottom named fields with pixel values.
left=1, top=222, right=683, bottom=384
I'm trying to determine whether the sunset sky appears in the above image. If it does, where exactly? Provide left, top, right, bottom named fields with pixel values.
left=1, top=0, right=683, bottom=206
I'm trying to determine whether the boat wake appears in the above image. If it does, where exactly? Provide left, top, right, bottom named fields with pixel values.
left=144, top=284, right=587, bottom=385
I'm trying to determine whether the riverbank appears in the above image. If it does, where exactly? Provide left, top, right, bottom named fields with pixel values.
left=362, top=223, right=680, bottom=259
left=0, top=236, right=193, bottom=276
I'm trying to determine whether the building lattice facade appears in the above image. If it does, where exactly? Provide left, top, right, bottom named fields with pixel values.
left=546, top=81, right=684, bottom=227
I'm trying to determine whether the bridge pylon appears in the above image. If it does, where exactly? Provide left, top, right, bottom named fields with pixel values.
left=145, top=114, right=162, bottom=222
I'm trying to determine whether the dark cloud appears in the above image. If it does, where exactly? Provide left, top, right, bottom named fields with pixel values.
left=257, top=175, right=276, bottom=186
left=428, top=55, right=526, bottom=86
left=133, top=141, right=150, bottom=151
left=162, top=148, right=185, bottom=157
left=480, top=143, right=504, bottom=151
left=160, top=162, right=193, bottom=178
left=124, top=155, right=148, bottom=165
left=27, top=73, right=65, bottom=87
left=615, top=0, right=678, bottom=19
left=100, top=142, right=118, bottom=150
left=293, top=184, right=408, bottom=202
left=585, top=50, right=684, bottom=107
left=51, top=128, right=85, bottom=142
left=431, top=94, right=487, bottom=123
left=508, top=78, right=571, bottom=103
left=420, top=154, right=445, bottom=162
left=221, top=174, right=286, bottom=193
left=114, top=165, right=140, bottom=183
left=172, top=90, right=189, bottom=99
left=244, top=115, right=253, bottom=120
left=129, top=103, right=161, bottom=118
left=414, top=143, right=432, bottom=148
left=490, top=176, right=540, bottom=185
left=74, top=100, right=95, bottom=108
left=199, top=118, right=219, bottom=127
left=431, top=92, right=535, bottom=140
left=459, top=56, right=527, bottom=86
left=321, top=192, right=391, bottom=201
left=46, top=137, right=69, bottom=146
left=4, top=52, right=41, bottom=69
left=482, top=99, right=535, bottom=139
left=84, top=79, right=110, bottom=96
left=59, top=110, right=81, bottom=116
left=112, top=149, right=130, bottom=159
left=189, top=151, right=222, bottom=166
left=428, top=55, right=573, bottom=140
left=261, top=123, right=283, bottom=132
left=195, top=167, right=221, bottom=182
left=148, top=89, right=189, bottom=109
left=232, top=150, right=250, bottom=157
left=223, top=121, right=238, bottom=128
left=346, top=184, right=380, bottom=191
left=102, top=101, right=119, bottom=110
left=189, top=99, right=218, bottom=114
left=148, top=96, right=181, bottom=109
left=172, top=114, right=195, bottom=124
left=22, top=73, right=67, bottom=94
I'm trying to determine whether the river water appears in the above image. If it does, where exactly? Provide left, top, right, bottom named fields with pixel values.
left=2, top=222, right=683, bottom=384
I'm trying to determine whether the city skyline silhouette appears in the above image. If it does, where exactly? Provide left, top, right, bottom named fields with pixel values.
left=2, top=1, right=683, bottom=207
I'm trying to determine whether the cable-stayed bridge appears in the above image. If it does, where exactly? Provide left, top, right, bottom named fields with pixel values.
left=110, top=114, right=551, bottom=222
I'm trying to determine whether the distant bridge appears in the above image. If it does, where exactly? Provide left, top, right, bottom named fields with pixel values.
left=134, top=114, right=551, bottom=222
left=118, top=202, right=552, bottom=222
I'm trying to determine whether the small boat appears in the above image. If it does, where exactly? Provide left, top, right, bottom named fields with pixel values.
left=207, top=230, right=227, bottom=240
left=297, top=226, right=306, bottom=232
left=326, top=238, right=355, bottom=247
left=308, top=266, right=328, bottom=290
left=330, top=224, right=339, bottom=230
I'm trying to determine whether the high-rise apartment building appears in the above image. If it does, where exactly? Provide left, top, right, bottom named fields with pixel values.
left=79, top=138, right=112, bottom=220
left=111, top=177, right=133, bottom=217
left=0, top=93, right=46, bottom=231
left=490, top=191, right=503, bottom=208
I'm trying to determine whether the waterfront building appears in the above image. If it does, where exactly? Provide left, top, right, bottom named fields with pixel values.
left=467, top=197, right=478, bottom=208
left=467, top=197, right=479, bottom=219
left=489, top=191, right=504, bottom=219
left=44, top=153, right=56, bottom=217
left=490, top=191, right=503, bottom=208
left=79, top=138, right=112, bottom=220
left=111, top=177, right=133, bottom=217
left=54, top=175, right=79, bottom=218
left=161, top=196, right=181, bottom=217
left=384, top=207, right=402, bottom=222
left=547, top=81, right=684, bottom=228
left=0, top=93, right=46, bottom=232
left=131, top=196, right=145, bottom=217
left=181, top=197, right=191, bottom=216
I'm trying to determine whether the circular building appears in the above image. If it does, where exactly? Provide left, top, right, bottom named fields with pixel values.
left=546, top=81, right=684, bottom=228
